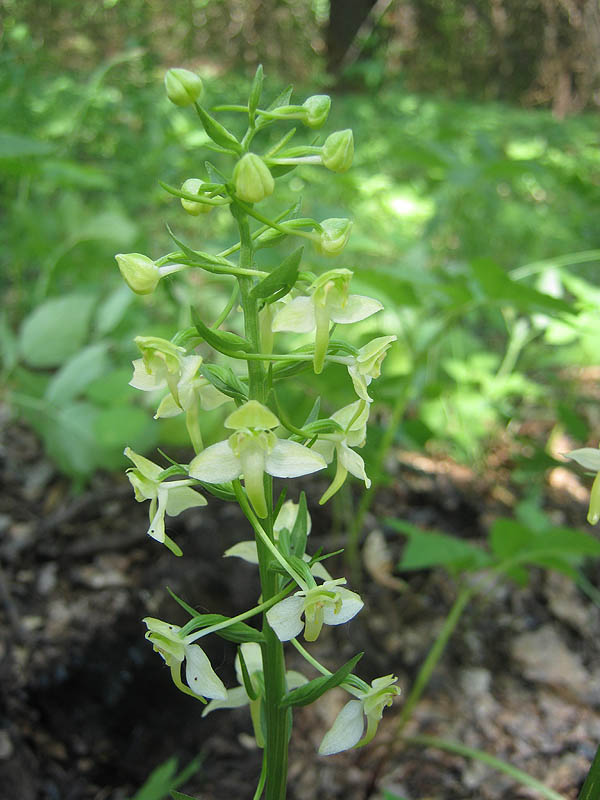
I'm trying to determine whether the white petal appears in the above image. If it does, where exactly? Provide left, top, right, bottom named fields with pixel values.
left=266, top=596, right=306, bottom=641
left=165, top=485, right=207, bottom=516
left=308, top=558, right=333, bottom=581
left=154, top=393, right=183, bottom=418
left=312, top=440, right=336, bottom=463
left=565, top=448, right=600, bottom=471
left=130, top=359, right=165, bottom=391
left=338, top=444, right=371, bottom=488
left=189, top=440, right=242, bottom=482
left=202, top=685, right=250, bottom=717
left=266, top=440, right=327, bottom=478
left=319, top=700, right=365, bottom=755
left=271, top=296, right=316, bottom=333
left=184, top=644, right=227, bottom=700
left=322, top=587, right=363, bottom=626
left=235, top=642, right=263, bottom=685
left=224, top=541, right=259, bottom=563
left=329, top=294, right=382, bottom=324
left=198, top=382, right=232, bottom=410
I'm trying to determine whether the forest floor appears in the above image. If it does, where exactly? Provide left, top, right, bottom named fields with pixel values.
left=1, top=410, right=600, bottom=800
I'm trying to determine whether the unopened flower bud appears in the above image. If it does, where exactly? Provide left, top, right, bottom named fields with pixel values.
left=302, top=95, right=331, bottom=129
left=321, top=129, right=354, bottom=173
left=233, top=153, right=274, bottom=204
left=164, top=68, right=203, bottom=107
left=116, top=253, right=159, bottom=295
left=180, top=178, right=213, bottom=216
left=316, top=218, right=353, bottom=256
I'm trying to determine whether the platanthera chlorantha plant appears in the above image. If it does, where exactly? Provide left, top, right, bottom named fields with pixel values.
left=116, top=66, right=399, bottom=800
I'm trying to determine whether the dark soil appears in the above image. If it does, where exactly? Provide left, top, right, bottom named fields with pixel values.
left=1, top=414, right=599, bottom=800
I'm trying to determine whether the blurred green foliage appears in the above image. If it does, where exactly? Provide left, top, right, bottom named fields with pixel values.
left=1, top=20, right=600, bottom=489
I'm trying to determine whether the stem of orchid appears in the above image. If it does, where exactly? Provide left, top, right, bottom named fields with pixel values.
left=233, top=205, right=290, bottom=800
left=396, top=584, right=474, bottom=735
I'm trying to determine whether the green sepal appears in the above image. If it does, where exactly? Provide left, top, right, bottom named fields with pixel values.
left=195, top=105, right=242, bottom=153
left=250, top=246, right=303, bottom=303
left=192, top=308, right=252, bottom=353
left=200, top=363, right=248, bottom=402
left=248, top=64, right=264, bottom=120
left=237, top=645, right=260, bottom=701
left=280, top=652, right=364, bottom=709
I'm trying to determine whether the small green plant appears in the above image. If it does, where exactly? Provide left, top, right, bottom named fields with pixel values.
left=117, top=66, right=398, bottom=800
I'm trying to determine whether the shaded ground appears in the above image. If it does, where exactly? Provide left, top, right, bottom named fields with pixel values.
left=1, top=412, right=599, bottom=800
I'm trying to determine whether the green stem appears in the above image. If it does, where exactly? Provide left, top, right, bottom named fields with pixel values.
left=396, top=584, right=473, bottom=734
left=232, top=205, right=289, bottom=800
left=403, top=735, right=568, bottom=800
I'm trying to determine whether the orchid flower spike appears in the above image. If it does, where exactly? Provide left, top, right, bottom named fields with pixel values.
left=319, top=675, right=400, bottom=755
left=314, top=400, right=371, bottom=504
left=124, top=447, right=206, bottom=556
left=565, top=446, right=600, bottom=524
left=223, top=500, right=332, bottom=580
left=348, top=336, right=397, bottom=403
left=130, top=337, right=230, bottom=451
left=144, top=617, right=226, bottom=702
left=202, top=642, right=307, bottom=746
left=271, top=269, right=382, bottom=374
left=266, top=578, right=363, bottom=642
left=188, top=401, right=326, bottom=518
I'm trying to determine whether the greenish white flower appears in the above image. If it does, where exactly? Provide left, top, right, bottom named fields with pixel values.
left=319, top=675, right=400, bottom=755
left=314, top=400, right=371, bottom=504
left=144, top=617, right=226, bottom=702
left=188, top=401, right=326, bottom=518
left=321, top=129, right=354, bottom=173
left=124, top=447, right=206, bottom=556
left=271, top=269, right=382, bottom=374
left=223, top=500, right=332, bottom=580
left=164, top=68, right=203, bottom=106
left=565, top=447, right=600, bottom=524
left=315, top=218, right=353, bottom=257
left=233, top=153, right=274, bottom=203
left=180, top=178, right=213, bottom=215
left=130, top=339, right=230, bottom=451
left=202, top=642, right=307, bottom=745
left=116, top=253, right=189, bottom=295
left=266, top=578, right=363, bottom=642
left=348, top=336, right=397, bottom=403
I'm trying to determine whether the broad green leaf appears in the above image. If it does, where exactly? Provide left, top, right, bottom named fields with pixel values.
left=40, top=401, right=103, bottom=477
left=19, top=294, right=96, bottom=368
left=95, top=285, right=134, bottom=335
left=45, top=343, right=111, bottom=405
left=468, top=258, right=571, bottom=315
left=280, top=652, right=363, bottom=709
left=0, top=313, right=18, bottom=373
left=0, top=131, right=54, bottom=160
left=95, top=405, right=157, bottom=453
left=490, top=518, right=600, bottom=562
left=390, top=520, right=492, bottom=573
left=77, top=210, right=138, bottom=247
left=86, top=368, right=135, bottom=405
left=131, top=757, right=178, bottom=800
left=171, top=792, right=199, bottom=800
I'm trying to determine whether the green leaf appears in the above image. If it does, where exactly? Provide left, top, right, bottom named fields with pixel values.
left=94, top=405, right=157, bottom=454
left=390, top=520, right=492, bottom=573
left=0, top=131, right=54, bottom=160
left=171, top=792, right=199, bottom=800
left=192, top=309, right=251, bottom=353
left=40, top=401, right=103, bottom=477
left=0, top=312, right=18, bottom=373
left=95, top=284, right=134, bottom=335
left=77, top=210, right=138, bottom=248
left=290, top=492, right=309, bottom=558
left=45, top=343, right=111, bottom=405
left=251, top=246, right=303, bottom=303
left=468, top=258, right=571, bottom=315
left=280, top=652, right=363, bottom=709
left=195, top=106, right=241, bottom=152
left=183, top=614, right=263, bottom=644
left=490, top=518, right=600, bottom=565
left=19, top=294, right=96, bottom=368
